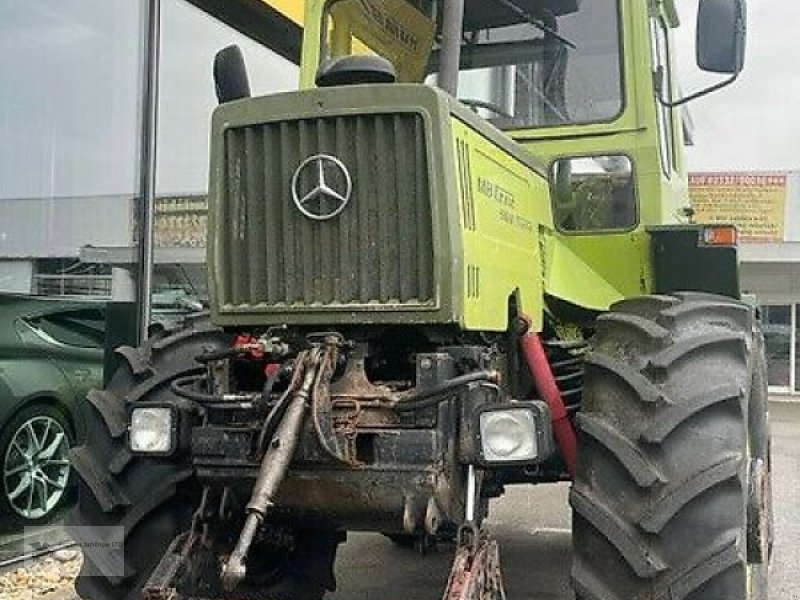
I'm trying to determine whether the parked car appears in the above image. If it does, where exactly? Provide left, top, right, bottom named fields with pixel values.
left=0, top=294, right=105, bottom=527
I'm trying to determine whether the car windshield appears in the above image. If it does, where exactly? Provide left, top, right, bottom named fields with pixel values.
left=321, top=0, right=623, bottom=129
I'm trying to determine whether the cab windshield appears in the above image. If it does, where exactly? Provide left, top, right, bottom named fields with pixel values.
left=321, top=0, right=624, bottom=129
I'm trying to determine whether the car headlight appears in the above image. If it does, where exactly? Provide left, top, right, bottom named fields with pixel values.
left=129, top=407, right=175, bottom=454
left=475, top=402, right=553, bottom=466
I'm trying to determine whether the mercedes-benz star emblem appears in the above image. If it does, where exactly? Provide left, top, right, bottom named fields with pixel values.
left=291, top=154, right=353, bottom=221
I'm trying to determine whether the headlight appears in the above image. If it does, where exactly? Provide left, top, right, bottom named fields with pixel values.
left=480, top=409, right=537, bottom=462
left=129, top=407, right=175, bottom=454
left=474, top=402, right=553, bottom=466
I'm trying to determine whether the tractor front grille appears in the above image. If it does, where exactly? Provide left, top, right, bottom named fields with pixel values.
left=216, top=112, right=435, bottom=311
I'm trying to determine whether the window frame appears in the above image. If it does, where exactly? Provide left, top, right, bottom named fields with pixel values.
left=548, top=152, right=640, bottom=236
left=649, top=16, right=677, bottom=178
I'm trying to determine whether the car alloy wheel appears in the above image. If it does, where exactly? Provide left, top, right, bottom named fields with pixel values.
left=4, top=415, right=71, bottom=520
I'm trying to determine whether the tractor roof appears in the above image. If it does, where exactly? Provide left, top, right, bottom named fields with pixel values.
left=461, top=0, right=581, bottom=32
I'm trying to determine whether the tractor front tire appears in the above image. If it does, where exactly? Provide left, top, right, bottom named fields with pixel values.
left=68, top=317, right=338, bottom=600
left=68, top=317, right=230, bottom=600
left=571, top=293, right=770, bottom=600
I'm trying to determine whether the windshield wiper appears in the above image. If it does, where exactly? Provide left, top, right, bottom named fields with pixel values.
left=490, top=0, right=577, bottom=49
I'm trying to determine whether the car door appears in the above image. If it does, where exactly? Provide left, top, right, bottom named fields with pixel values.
left=16, top=307, right=106, bottom=403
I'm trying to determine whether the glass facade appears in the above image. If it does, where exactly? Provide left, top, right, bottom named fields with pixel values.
left=762, top=305, right=792, bottom=389
left=0, top=0, right=298, bottom=325
left=0, top=0, right=145, bottom=296
left=796, top=304, right=800, bottom=393
left=760, top=303, right=800, bottom=394
left=0, top=0, right=300, bottom=538
left=151, top=0, right=298, bottom=330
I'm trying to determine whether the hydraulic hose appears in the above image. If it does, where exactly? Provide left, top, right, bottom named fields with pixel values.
left=170, top=374, right=257, bottom=405
left=518, top=318, right=577, bottom=476
left=195, top=347, right=246, bottom=363
left=393, top=370, right=500, bottom=413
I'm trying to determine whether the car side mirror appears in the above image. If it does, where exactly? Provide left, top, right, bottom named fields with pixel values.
left=696, top=0, right=747, bottom=74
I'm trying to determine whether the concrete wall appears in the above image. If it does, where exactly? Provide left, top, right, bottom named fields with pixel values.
left=0, top=260, right=33, bottom=294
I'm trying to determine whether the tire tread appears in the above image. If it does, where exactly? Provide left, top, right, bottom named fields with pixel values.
left=572, top=294, right=755, bottom=600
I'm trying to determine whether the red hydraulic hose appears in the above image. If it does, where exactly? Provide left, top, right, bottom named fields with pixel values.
left=518, top=319, right=577, bottom=477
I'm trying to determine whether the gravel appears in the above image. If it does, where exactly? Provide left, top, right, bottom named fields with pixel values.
left=0, top=549, right=81, bottom=600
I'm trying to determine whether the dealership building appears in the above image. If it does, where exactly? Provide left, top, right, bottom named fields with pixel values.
left=690, top=172, right=800, bottom=396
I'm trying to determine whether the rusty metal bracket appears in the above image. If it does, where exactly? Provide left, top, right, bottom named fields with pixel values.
left=442, top=463, right=506, bottom=600
left=442, top=524, right=506, bottom=600
left=143, top=488, right=212, bottom=600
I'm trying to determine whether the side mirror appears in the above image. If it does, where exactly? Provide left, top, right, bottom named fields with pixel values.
left=214, top=45, right=251, bottom=104
left=660, top=0, right=747, bottom=107
left=696, top=0, right=747, bottom=74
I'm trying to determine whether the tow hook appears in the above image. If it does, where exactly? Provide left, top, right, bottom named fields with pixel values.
left=442, top=465, right=507, bottom=600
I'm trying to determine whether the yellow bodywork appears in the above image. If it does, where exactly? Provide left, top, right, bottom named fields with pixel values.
left=450, top=118, right=550, bottom=332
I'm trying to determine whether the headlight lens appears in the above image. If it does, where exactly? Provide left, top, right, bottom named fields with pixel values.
left=130, top=407, right=174, bottom=454
left=479, top=408, right=538, bottom=463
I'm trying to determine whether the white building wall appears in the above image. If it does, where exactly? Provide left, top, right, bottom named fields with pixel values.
left=785, top=173, right=800, bottom=242
left=0, top=195, right=133, bottom=259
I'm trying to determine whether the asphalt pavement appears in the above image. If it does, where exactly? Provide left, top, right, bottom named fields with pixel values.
left=330, top=400, right=800, bottom=600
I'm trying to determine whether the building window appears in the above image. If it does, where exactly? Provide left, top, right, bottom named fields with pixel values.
left=762, top=304, right=792, bottom=390
left=34, top=259, right=111, bottom=298
left=145, top=0, right=299, bottom=325
left=157, top=0, right=298, bottom=197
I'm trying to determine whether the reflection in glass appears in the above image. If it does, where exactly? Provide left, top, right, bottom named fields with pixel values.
left=550, top=155, right=636, bottom=232
left=0, top=2, right=144, bottom=535
left=149, top=0, right=299, bottom=331
left=0, top=0, right=144, bottom=297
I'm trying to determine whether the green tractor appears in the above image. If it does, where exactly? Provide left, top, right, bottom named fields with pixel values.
left=70, top=1, right=772, bottom=598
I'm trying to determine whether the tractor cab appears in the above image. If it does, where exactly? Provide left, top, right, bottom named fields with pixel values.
left=315, top=0, right=619, bottom=132
left=289, top=0, right=748, bottom=307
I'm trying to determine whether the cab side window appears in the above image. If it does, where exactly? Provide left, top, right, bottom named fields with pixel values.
left=551, top=155, right=637, bottom=232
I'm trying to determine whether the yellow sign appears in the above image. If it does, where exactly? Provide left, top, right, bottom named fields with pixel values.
left=689, top=173, right=787, bottom=242
left=332, top=0, right=436, bottom=81
left=260, top=0, right=304, bottom=25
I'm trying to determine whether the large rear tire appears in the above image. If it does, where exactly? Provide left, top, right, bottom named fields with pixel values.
left=571, top=293, right=770, bottom=600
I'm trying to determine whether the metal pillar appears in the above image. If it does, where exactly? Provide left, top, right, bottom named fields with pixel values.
left=792, top=303, right=797, bottom=395
left=437, top=0, right=464, bottom=97
left=136, top=0, right=162, bottom=343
